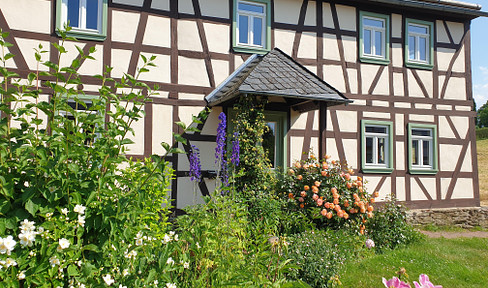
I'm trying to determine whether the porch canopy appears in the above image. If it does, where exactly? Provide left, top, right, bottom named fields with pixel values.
left=205, top=48, right=352, bottom=112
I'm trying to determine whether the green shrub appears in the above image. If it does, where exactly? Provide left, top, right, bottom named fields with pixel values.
left=285, top=229, right=370, bottom=288
left=365, top=197, right=424, bottom=252
left=476, top=127, right=488, bottom=140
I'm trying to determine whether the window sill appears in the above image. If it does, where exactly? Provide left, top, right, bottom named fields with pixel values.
left=56, top=29, right=107, bottom=41
left=362, top=167, right=394, bottom=174
left=405, top=61, right=433, bottom=70
left=233, top=45, right=269, bottom=55
left=409, top=168, right=438, bottom=175
left=360, top=56, right=390, bottom=66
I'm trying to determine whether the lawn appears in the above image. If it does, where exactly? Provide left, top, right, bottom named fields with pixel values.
left=340, top=237, right=488, bottom=287
left=477, top=139, right=488, bottom=205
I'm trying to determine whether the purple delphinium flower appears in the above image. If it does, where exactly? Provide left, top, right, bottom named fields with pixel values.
left=413, top=274, right=442, bottom=288
left=189, top=145, right=201, bottom=182
left=382, top=277, right=411, bottom=288
left=215, top=112, right=227, bottom=166
left=231, top=132, right=240, bottom=167
left=220, top=159, right=229, bottom=187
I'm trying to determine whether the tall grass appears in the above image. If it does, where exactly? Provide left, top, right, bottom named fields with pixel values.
left=476, top=139, right=488, bottom=205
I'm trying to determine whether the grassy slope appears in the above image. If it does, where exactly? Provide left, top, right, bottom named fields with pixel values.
left=477, top=139, right=488, bottom=205
left=340, top=237, right=488, bottom=288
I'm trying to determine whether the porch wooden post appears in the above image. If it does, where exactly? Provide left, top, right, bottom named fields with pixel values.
left=319, top=102, right=327, bottom=159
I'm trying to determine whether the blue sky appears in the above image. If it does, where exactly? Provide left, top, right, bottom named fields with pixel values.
left=469, top=0, right=488, bottom=108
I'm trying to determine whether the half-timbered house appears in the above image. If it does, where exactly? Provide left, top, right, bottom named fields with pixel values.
left=1, top=0, right=487, bottom=210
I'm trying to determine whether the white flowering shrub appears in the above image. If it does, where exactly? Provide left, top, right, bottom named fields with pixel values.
left=0, top=27, right=190, bottom=287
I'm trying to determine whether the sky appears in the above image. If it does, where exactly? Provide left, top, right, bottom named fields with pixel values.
left=469, top=0, right=488, bottom=108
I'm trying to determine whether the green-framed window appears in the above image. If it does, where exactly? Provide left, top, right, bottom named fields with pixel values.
left=405, top=19, right=434, bottom=70
left=56, top=0, right=108, bottom=41
left=361, top=120, right=393, bottom=173
left=359, top=11, right=390, bottom=65
left=407, top=123, right=438, bottom=174
left=232, top=0, right=271, bottom=54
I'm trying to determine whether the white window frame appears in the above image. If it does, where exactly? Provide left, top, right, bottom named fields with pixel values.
left=364, top=124, right=389, bottom=168
left=362, top=16, right=386, bottom=59
left=410, top=128, right=433, bottom=170
left=236, top=0, right=266, bottom=48
left=408, top=23, right=430, bottom=64
left=61, top=0, right=103, bottom=34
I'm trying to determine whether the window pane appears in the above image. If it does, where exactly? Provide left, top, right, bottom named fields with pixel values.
left=238, top=15, right=249, bottom=44
left=378, top=137, right=386, bottom=164
left=366, top=126, right=387, bottom=134
left=253, top=17, right=263, bottom=46
left=263, top=122, right=276, bottom=167
left=67, top=0, right=80, bottom=28
left=374, top=30, right=383, bottom=56
left=366, top=137, right=373, bottom=164
left=412, top=140, right=419, bottom=165
left=412, top=129, right=431, bottom=137
left=238, top=2, right=264, bottom=13
left=409, top=24, right=428, bottom=34
left=86, top=0, right=99, bottom=30
left=419, top=37, right=427, bottom=61
left=423, top=140, right=431, bottom=166
left=364, top=18, right=383, bottom=28
left=364, top=29, right=372, bottom=55
left=409, top=36, right=416, bottom=60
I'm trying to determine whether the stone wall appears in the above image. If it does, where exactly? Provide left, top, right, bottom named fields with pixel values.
left=406, top=207, right=488, bottom=228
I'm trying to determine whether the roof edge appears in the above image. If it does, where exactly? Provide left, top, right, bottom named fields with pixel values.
left=372, top=0, right=488, bottom=18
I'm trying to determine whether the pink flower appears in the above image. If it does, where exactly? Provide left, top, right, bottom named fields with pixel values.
left=312, top=194, right=319, bottom=201
left=317, top=199, right=324, bottom=206
left=413, top=274, right=442, bottom=288
left=382, top=277, right=411, bottom=288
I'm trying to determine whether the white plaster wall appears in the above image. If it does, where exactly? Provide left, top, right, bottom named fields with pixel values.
left=290, top=136, right=304, bottom=162
left=414, top=103, right=432, bottom=110
left=137, top=53, right=171, bottom=83
left=417, top=70, right=433, bottom=98
left=395, top=142, right=405, bottom=170
left=361, top=64, right=380, bottom=94
left=143, top=15, right=171, bottom=48
left=364, top=176, right=391, bottom=202
left=452, top=46, right=465, bottom=73
left=391, top=14, right=402, bottom=38
left=312, top=110, right=319, bottom=130
left=211, top=59, right=230, bottom=86
left=410, top=178, right=430, bottom=201
left=297, top=32, right=317, bottom=59
left=111, top=49, right=133, bottom=78
left=436, top=20, right=450, bottom=43
left=274, top=29, right=295, bottom=56
left=450, top=116, right=469, bottom=138
left=336, top=5, right=356, bottom=31
left=372, top=100, right=389, bottom=107
left=178, top=20, right=203, bottom=52
left=114, top=102, right=144, bottom=155
left=455, top=106, right=471, bottom=111
left=15, top=38, right=50, bottom=71
left=201, top=106, right=222, bottom=136
left=179, top=0, right=194, bottom=14
left=336, top=110, right=357, bottom=132
left=395, top=113, right=405, bottom=135
left=305, top=65, right=317, bottom=74
left=274, top=0, right=301, bottom=24
left=178, top=106, right=206, bottom=128
left=391, top=44, right=403, bottom=68
left=152, top=104, right=173, bottom=155
left=176, top=177, right=205, bottom=209
left=305, top=1, right=316, bottom=26
left=178, top=93, right=204, bottom=100
left=393, top=72, right=405, bottom=96
left=112, top=0, right=144, bottom=6
left=451, top=178, right=474, bottom=199
left=439, top=144, right=462, bottom=171
left=323, top=33, right=340, bottom=61
left=179, top=140, right=217, bottom=171
left=446, top=21, right=465, bottom=44
left=234, top=55, right=244, bottom=68
left=438, top=116, right=456, bottom=139
left=437, top=104, right=452, bottom=110
left=78, top=44, right=104, bottom=76
left=394, top=102, right=410, bottom=108
left=407, top=70, right=426, bottom=98
left=396, top=177, right=406, bottom=201
left=178, top=57, right=209, bottom=87
left=440, top=178, right=450, bottom=199
left=351, top=99, right=366, bottom=106
left=309, top=137, right=319, bottom=157
left=112, top=11, right=140, bottom=43
left=326, top=110, right=333, bottom=131
left=152, top=90, right=169, bottom=99
left=408, top=114, right=434, bottom=122
left=342, top=36, right=357, bottom=63
left=342, top=139, right=357, bottom=168
left=151, top=0, right=170, bottom=11
left=290, top=109, right=307, bottom=129
left=326, top=138, right=340, bottom=160
left=437, top=48, right=455, bottom=72
left=461, top=145, right=472, bottom=173
left=200, top=0, right=229, bottom=19
left=2, top=0, right=51, bottom=34
left=419, top=178, right=436, bottom=199
left=347, top=68, right=358, bottom=94
left=363, top=112, right=390, bottom=119
left=443, top=77, right=466, bottom=101
left=204, top=23, right=230, bottom=54
left=59, top=41, right=86, bottom=70
left=322, top=2, right=334, bottom=29
left=323, top=65, right=346, bottom=92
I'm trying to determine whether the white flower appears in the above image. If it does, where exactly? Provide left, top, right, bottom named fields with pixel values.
left=135, top=232, right=143, bottom=246
left=73, top=204, right=86, bottom=215
left=48, top=186, right=57, bottom=193
left=77, top=215, right=85, bottom=227
left=29, top=251, right=36, bottom=257
left=5, top=258, right=17, bottom=268
left=166, top=257, right=174, bottom=265
left=122, top=269, right=129, bottom=277
left=46, top=212, right=53, bottom=218
left=49, top=256, right=60, bottom=267
left=154, top=280, right=159, bottom=286
left=365, top=239, right=375, bottom=249
left=57, top=238, right=70, bottom=252
left=61, top=208, right=69, bottom=215
left=162, top=234, right=171, bottom=244
left=76, top=260, right=83, bottom=267
left=166, top=283, right=176, bottom=288
left=18, top=270, right=26, bottom=280
left=103, top=274, right=115, bottom=286
left=78, top=283, right=86, bottom=288
left=169, top=231, right=175, bottom=236
left=183, top=262, right=189, bottom=269
left=119, top=285, right=127, bottom=288
left=19, top=219, right=36, bottom=233
left=125, top=250, right=137, bottom=259
left=196, top=242, right=201, bottom=249
left=38, top=226, right=44, bottom=233
left=0, top=236, right=17, bottom=255
left=19, top=230, right=36, bottom=247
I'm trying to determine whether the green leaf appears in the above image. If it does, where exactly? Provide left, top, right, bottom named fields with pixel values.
left=67, top=264, right=79, bottom=276
left=173, top=134, right=187, bottom=145
left=175, top=121, right=186, bottom=130
left=25, top=199, right=39, bottom=216
left=82, top=244, right=99, bottom=252
left=161, top=142, right=170, bottom=152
